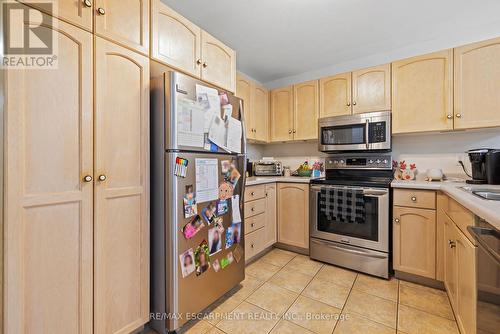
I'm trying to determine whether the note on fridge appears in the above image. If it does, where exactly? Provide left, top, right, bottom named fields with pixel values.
left=231, top=195, right=242, bottom=223
left=195, top=158, right=219, bottom=203
left=226, top=117, right=242, bottom=153
left=196, top=84, right=221, bottom=132
left=177, top=97, right=205, bottom=147
left=208, top=115, right=229, bottom=151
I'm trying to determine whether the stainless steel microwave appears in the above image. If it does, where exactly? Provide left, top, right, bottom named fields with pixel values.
left=318, top=111, right=391, bottom=152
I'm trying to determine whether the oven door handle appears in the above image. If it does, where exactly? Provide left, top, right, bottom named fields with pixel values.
left=311, top=239, right=387, bottom=259
left=311, top=185, right=388, bottom=196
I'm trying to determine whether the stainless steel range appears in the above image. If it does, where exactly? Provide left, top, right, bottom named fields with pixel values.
left=309, top=153, right=392, bottom=278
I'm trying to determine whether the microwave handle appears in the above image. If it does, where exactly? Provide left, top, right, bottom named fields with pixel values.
left=365, top=119, right=369, bottom=149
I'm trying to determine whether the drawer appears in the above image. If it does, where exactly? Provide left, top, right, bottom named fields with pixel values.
left=244, top=198, right=266, bottom=219
left=245, top=212, right=265, bottom=235
left=244, top=184, right=266, bottom=202
left=245, top=227, right=265, bottom=261
left=394, top=189, right=436, bottom=209
left=444, top=196, right=476, bottom=245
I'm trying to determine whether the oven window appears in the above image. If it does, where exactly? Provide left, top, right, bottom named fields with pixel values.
left=317, top=194, right=379, bottom=241
left=321, top=124, right=366, bottom=145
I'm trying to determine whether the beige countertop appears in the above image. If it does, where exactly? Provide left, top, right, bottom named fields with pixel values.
left=392, top=180, right=500, bottom=230
left=246, top=176, right=318, bottom=186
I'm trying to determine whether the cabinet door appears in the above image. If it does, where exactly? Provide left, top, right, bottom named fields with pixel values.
left=201, top=30, right=236, bottom=92
left=253, top=84, right=269, bottom=142
left=444, top=217, right=458, bottom=310
left=436, top=193, right=448, bottom=282
left=454, top=37, right=500, bottom=129
left=270, top=86, right=294, bottom=141
left=319, top=73, right=351, bottom=117
left=455, top=225, right=477, bottom=334
left=294, top=80, right=319, bottom=140
left=18, top=0, right=93, bottom=31
left=94, top=0, right=149, bottom=55
left=236, top=74, right=254, bottom=139
left=4, top=14, right=93, bottom=334
left=264, top=183, right=277, bottom=249
left=151, top=0, right=201, bottom=77
left=393, top=207, right=436, bottom=279
left=392, top=50, right=453, bottom=134
left=277, top=183, right=309, bottom=249
left=94, top=37, right=150, bottom=334
left=352, top=64, right=391, bottom=114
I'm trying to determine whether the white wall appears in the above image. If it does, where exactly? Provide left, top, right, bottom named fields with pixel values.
left=247, top=128, right=500, bottom=178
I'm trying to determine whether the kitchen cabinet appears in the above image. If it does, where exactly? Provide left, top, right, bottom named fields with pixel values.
left=392, top=49, right=454, bottom=134
left=151, top=0, right=202, bottom=77
left=454, top=37, right=500, bottom=130
left=393, top=206, right=436, bottom=279
left=4, top=13, right=94, bottom=334
left=319, top=72, right=351, bottom=117
left=18, top=0, right=94, bottom=31
left=455, top=226, right=476, bottom=334
left=277, top=183, right=309, bottom=250
left=270, top=86, right=294, bottom=141
left=294, top=80, right=319, bottom=140
left=236, top=74, right=269, bottom=142
left=352, top=64, right=391, bottom=114
left=263, top=183, right=277, bottom=249
left=94, top=37, right=150, bottom=334
left=94, top=0, right=150, bottom=55
left=201, top=30, right=237, bottom=93
left=436, top=192, right=448, bottom=281
left=444, top=216, right=458, bottom=310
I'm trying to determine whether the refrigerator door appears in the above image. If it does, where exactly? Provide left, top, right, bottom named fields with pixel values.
left=165, top=71, right=246, bottom=153
left=165, top=151, right=246, bottom=331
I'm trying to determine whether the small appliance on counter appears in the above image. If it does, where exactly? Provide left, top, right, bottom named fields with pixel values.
left=462, top=149, right=500, bottom=184
left=254, top=159, right=283, bottom=176
left=246, top=159, right=254, bottom=177
left=486, top=150, right=500, bottom=184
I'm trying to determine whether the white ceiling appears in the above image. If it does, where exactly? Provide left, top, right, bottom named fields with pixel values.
left=161, top=0, right=500, bottom=88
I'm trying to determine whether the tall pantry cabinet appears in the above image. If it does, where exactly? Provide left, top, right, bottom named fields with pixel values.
left=3, top=4, right=149, bottom=334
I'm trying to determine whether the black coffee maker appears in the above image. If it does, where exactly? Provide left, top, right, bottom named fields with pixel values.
left=466, top=149, right=491, bottom=184
left=486, top=150, right=500, bottom=185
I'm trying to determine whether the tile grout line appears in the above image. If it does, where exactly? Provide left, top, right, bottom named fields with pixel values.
left=396, top=278, right=400, bottom=332
left=330, top=272, right=358, bottom=334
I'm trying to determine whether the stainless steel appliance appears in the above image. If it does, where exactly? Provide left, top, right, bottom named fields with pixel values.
left=310, top=153, right=392, bottom=278
left=486, top=150, right=500, bottom=185
left=466, top=149, right=491, bottom=184
left=318, top=111, right=391, bottom=152
left=150, top=66, right=246, bottom=333
left=254, top=160, right=283, bottom=176
left=468, top=220, right=500, bottom=334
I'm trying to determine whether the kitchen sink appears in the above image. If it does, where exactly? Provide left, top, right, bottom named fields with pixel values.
left=461, top=186, right=500, bottom=201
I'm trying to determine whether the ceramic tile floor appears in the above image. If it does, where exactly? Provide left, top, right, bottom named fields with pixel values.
left=148, top=248, right=460, bottom=334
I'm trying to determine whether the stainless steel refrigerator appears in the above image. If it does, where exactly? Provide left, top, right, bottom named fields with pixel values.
left=150, top=63, right=246, bottom=333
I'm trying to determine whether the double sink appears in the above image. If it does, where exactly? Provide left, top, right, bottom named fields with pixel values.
left=461, top=186, right=500, bottom=201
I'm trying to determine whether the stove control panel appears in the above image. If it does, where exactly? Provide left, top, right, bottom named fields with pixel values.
left=327, top=154, right=392, bottom=170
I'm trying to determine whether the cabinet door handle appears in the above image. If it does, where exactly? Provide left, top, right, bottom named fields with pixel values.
left=202, top=62, right=208, bottom=68
left=97, top=7, right=105, bottom=15
left=293, top=129, right=296, bottom=133
left=83, top=175, right=93, bottom=183
left=352, top=101, right=357, bottom=106
left=448, top=240, right=456, bottom=248
left=83, top=0, right=92, bottom=8
left=98, top=174, right=107, bottom=182
left=347, top=102, right=351, bottom=107
left=196, top=59, right=202, bottom=65
left=447, top=114, right=453, bottom=120
left=411, top=196, right=417, bottom=202
left=288, top=130, right=292, bottom=134
left=455, top=113, right=462, bottom=118
left=394, top=218, right=400, bottom=224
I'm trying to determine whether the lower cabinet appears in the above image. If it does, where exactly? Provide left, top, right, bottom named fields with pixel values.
left=393, top=206, right=436, bottom=279
left=263, top=183, right=277, bottom=249
left=277, top=183, right=309, bottom=250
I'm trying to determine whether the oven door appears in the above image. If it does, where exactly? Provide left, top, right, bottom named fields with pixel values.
left=309, top=184, right=389, bottom=252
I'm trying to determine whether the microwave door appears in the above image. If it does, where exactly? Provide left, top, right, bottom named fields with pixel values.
left=319, top=122, right=367, bottom=152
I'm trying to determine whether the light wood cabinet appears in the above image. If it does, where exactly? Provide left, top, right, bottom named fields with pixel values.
left=94, top=37, right=150, bottom=334
left=4, top=13, right=94, bottom=334
left=319, top=72, right=352, bottom=118
left=352, top=64, right=391, bottom=114
left=393, top=206, right=436, bottom=279
left=392, top=50, right=454, bottom=134
left=436, top=192, right=448, bottom=282
left=277, top=183, right=309, bottom=250
left=94, top=0, right=149, bottom=55
left=294, top=80, right=319, bottom=140
left=271, top=86, right=294, bottom=141
left=444, top=216, right=458, bottom=310
left=236, top=74, right=269, bottom=142
left=18, top=0, right=94, bottom=31
left=236, top=74, right=254, bottom=139
left=454, top=37, right=500, bottom=130
left=151, top=0, right=201, bottom=77
left=201, top=30, right=236, bottom=93
left=264, top=183, right=277, bottom=249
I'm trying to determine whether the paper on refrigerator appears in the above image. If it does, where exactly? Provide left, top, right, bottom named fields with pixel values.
left=196, top=84, right=221, bottom=132
left=195, top=158, right=219, bottom=203
left=207, top=115, right=229, bottom=151
left=226, top=117, right=242, bottom=153
left=177, top=97, right=205, bottom=147
left=231, top=195, right=242, bottom=223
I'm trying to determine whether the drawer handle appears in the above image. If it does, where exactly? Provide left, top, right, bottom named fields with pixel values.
left=251, top=191, right=255, bottom=196
left=251, top=243, right=254, bottom=248
left=394, top=218, right=400, bottom=224
left=251, top=207, right=255, bottom=212
left=251, top=223, right=255, bottom=227
left=411, top=196, right=417, bottom=202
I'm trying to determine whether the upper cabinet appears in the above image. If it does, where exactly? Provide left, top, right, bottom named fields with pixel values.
left=271, top=86, right=294, bottom=141
left=294, top=80, right=319, bottom=140
left=319, top=73, right=351, bottom=117
left=352, top=64, right=391, bottom=114
left=151, top=0, right=201, bottom=77
left=392, top=50, right=454, bottom=134
left=151, top=0, right=236, bottom=92
left=94, top=0, right=150, bottom=55
left=454, top=37, right=500, bottom=130
left=236, top=74, right=269, bottom=142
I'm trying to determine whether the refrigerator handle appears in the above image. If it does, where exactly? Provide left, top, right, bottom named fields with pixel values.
left=241, top=154, right=247, bottom=205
